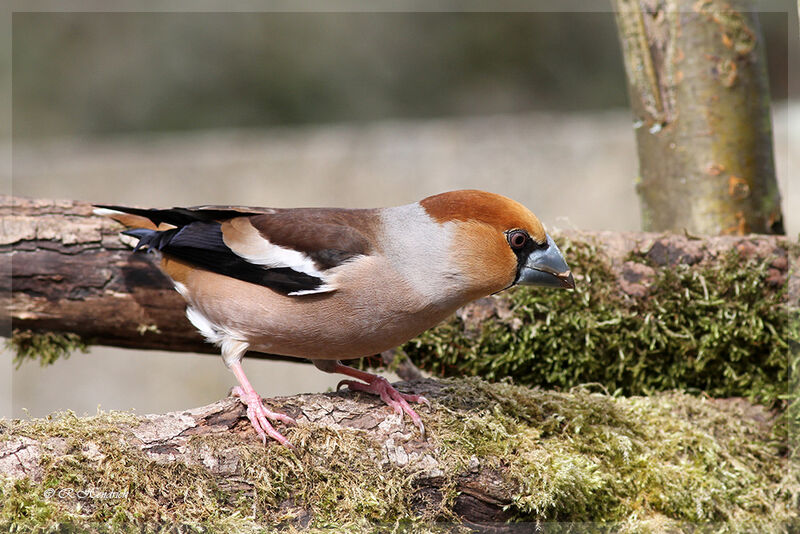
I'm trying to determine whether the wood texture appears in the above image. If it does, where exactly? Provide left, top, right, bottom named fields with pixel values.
left=614, top=0, right=783, bottom=235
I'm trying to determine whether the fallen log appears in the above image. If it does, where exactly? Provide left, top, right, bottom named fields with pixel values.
left=0, top=377, right=794, bottom=531
left=5, top=195, right=792, bottom=352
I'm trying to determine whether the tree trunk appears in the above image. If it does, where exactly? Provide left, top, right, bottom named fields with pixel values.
left=613, top=0, right=783, bottom=235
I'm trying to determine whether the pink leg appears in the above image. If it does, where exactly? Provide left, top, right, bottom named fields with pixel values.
left=229, top=361, right=296, bottom=448
left=331, top=362, right=430, bottom=438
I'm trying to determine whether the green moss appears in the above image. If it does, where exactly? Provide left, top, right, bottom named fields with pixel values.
left=785, top=307, right=800, bottom=462
left=0, top=411, right=263, bottom=533
left=1, top=380, right=795, bottom=532
left=0, top=478, right=55, bottom=526
left=404, top=237, right=795, bottom=407
left=236, top=427, right=440, bottom=531
left=432, top=379, right=797, bottom=532
left=7, top=329, right=90, bottom=369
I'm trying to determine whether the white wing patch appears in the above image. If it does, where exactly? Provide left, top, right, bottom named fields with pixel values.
left=287, top=285, right=336, bottom=296
left=237, top=241, right=325, bottom=277
left=221, top=218, right=337, bottom=296
left=237, top=242, right=337, bottom=296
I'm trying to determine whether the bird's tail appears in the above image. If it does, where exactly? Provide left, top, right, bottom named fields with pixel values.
left=94, top=204, right=252, bottom=253
left=119, top=227, right=179, bottom=252
left=93, top=205, right=189, bottom=253
left=93, top=206, right=164, bottom=231
left=94, top=204, right=253, bottom=228
left=93, top=204, right=214, bottom=228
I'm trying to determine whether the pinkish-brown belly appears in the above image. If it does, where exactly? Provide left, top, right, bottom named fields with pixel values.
left=179, top=259, right=461, bottom=360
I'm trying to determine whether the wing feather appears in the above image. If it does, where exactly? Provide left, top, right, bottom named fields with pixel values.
left=96, top=204, right=379, bottom=296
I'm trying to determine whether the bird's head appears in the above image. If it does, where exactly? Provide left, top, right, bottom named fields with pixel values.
left=420, top=190, right=575, bottom=298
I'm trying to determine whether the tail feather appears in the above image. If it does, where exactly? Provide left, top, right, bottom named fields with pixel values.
left=94, top=205, right=200, bottom=228
left=93, top=207, right=163, bottom=230
left=96, top=203, right=261, bottom=254
left=94, top=204, right=258, bottom=229
left=120, top=228, right=175, bottom=252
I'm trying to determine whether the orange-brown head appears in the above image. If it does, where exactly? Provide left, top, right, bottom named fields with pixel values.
left=420, top=190, right=574, bottom=298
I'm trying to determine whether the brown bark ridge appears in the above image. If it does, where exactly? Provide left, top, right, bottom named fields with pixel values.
left=3, top=194, right=795, bottom=359
left=613, top=0, right=783, bottom=235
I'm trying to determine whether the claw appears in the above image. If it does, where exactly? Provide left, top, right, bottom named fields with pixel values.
left=229, top=361, right=297, bottom=448
left=231, top=386, right=296, bottom=449
left=338, top=375, right=428, bottom=438
left=336, top=379, right=354, bottom=392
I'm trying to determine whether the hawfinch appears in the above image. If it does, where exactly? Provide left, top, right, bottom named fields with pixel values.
left=96, top=190, right=574, bottom=447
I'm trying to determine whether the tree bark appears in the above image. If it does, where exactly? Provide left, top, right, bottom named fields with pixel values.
left=2, top=195, right=298, bottom=362
left=0, top=379, right=521, bottom=526
left=3, top=194, right=793, bottom=360
left=613, top=0, right=783, bottom=235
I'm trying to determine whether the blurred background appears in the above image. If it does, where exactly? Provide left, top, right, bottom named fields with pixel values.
left=3, top=7, right=798, bottom=419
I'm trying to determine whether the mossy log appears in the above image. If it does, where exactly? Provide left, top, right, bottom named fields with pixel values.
left=408, top=229, right=796, bottom=406
left=1, top=378, right=797, bottom=532
left=4, top=194, right=793, bottom=358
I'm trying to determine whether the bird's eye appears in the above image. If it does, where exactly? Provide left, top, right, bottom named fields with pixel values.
left=507, top=230, right=528, bottom=250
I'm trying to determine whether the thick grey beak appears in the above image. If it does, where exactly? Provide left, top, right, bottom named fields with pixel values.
left=517, top=234, right=575, bottom=289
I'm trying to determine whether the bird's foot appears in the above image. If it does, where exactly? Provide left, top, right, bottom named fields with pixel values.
left=231, top=386, right=296, bottom=449
left=337, top=376, right=430, bottom=438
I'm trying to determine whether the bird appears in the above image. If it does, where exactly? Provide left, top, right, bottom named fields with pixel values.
left=95, top=190, right=575, bottom=447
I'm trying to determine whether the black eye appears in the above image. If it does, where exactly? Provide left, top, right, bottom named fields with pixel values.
left=507, top=230, right=528, bottom=250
